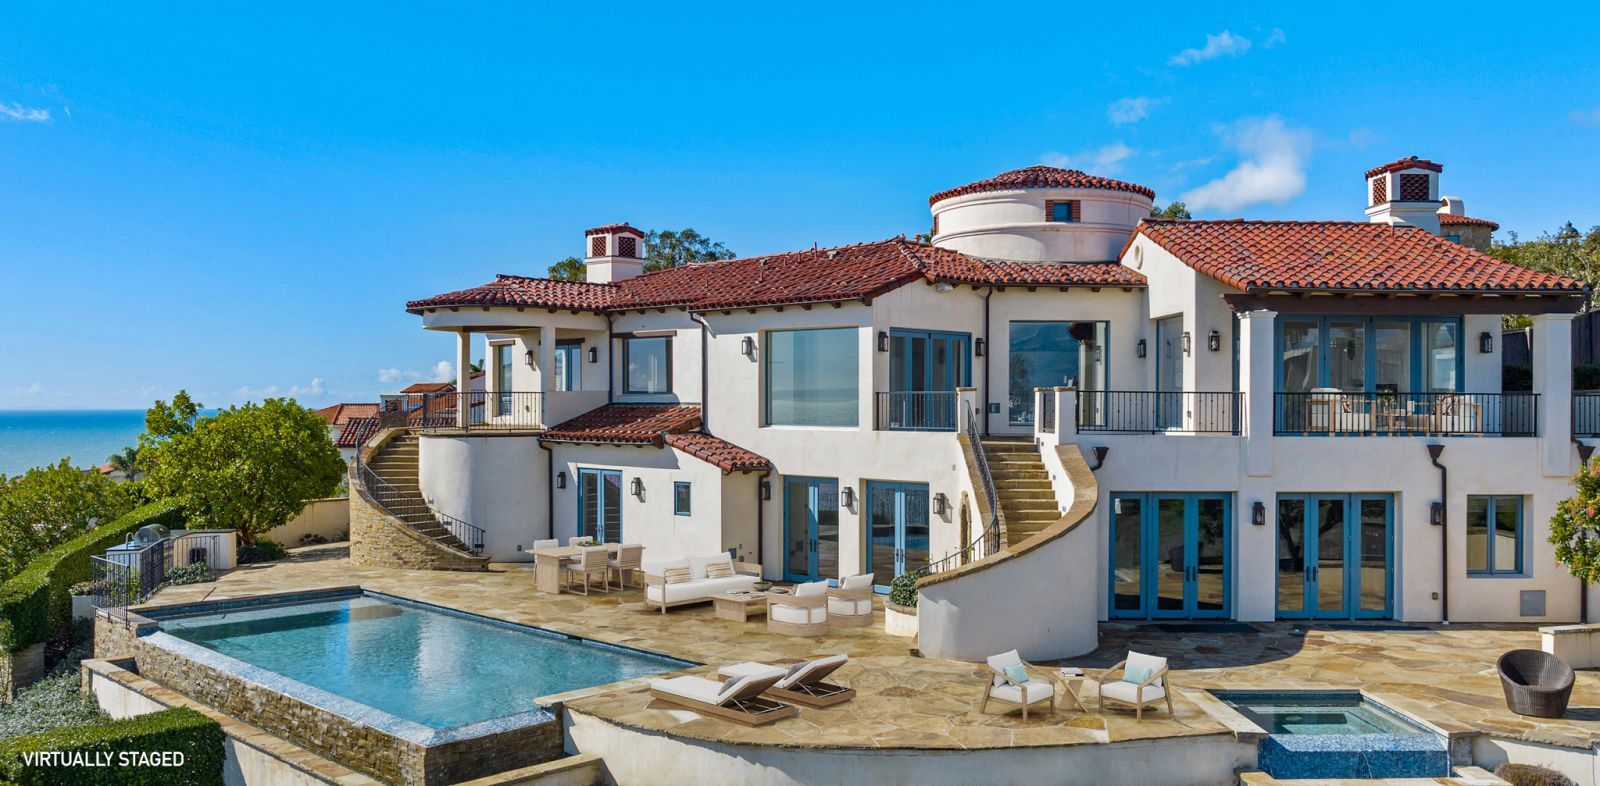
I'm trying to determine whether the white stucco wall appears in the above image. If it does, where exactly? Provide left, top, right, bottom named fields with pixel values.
left=932, top=188, right=1153, bottom=262
left=418, top=434, right=548, bottom=560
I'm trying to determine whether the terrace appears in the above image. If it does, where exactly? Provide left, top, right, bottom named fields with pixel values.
left=95, top=544, right=1600, bottom=785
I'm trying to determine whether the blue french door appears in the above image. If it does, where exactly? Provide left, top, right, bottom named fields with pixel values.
left=1108, top=493, right=1231, bottom=619
left=1276, top=494, right=1392, bottom=619
left=783, top=477, right=839, bottom=582
left=887, top=330, right=969, bottom=430
left=577, top=468, right=623, bottom=543
left=866, top=481, right=930, bottom=592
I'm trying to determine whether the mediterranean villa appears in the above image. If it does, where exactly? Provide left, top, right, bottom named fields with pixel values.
left=349, top=157, right=1591, bottom=662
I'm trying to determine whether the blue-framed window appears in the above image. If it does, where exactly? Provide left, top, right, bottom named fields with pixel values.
left=554, top=341, right=582, bottom=391
left=673, top=481, right=691, bottom=516
left=764, top=327, right=859, bottom=427
left=1467, top=495, right=1523, bottom=575
left=493, top=342, right=514, bottom=416
left=622, top=336, right=671, bottom=394
left=1047, top=200, right=1078, bottom=223
left=1276, top=316, right=1462, bottom=393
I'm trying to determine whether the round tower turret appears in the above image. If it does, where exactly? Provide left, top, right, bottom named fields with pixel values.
left=928, top=165, right=1155, bottom=262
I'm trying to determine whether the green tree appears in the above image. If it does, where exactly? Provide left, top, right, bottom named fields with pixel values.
left=643, top=228, right=736, bottom=272
left=143, top=390, right=201, bottom=441
left=1490, top=223, right=1600, bottom=326
left=141, top=397, right=345, bottom=545
left=1150, top=202, right=1192, bottom=220
left=0, top=460, right=136, bottom=580
left=105, top=446, right=141, bottom=480
left=546, top=256, right=585, bottom=282
left=1551, top=460, right=1600, bottom=583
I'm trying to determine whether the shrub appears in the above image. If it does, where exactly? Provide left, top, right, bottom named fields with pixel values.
left=0, top=503, right=182, bottom=654
left=0, top=671, right=108, bottom=740
left=1503, top=364, right=1533, bottom=392
left=296, top=533, right=327, bottom=547
left=888, top=570, right=925, bottom=608
left=0, top=707, right=223, bottom=786
left=1580, top=365, right=1600, bottom=392
left=236, top=539, right=286, bottom=565
left=162, top=563, right=212, bottom=586
left=1497, top=763, right=1577, bottom=786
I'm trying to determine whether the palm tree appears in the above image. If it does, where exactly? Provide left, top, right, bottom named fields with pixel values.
left=105, top=446, right=140, bottom=481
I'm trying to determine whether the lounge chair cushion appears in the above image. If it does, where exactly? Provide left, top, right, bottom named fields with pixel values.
left=840, top=573, right=874, bottom=590
left=1101, top=680, right=1165, bottom=705
left=794, top=580, right=829, bottom=598
left=828, top=596, right=872, bottom=615
left=1126, top=651, right=1166, bottom=687
left=650, top=675, right=724, bottom=705
left=987, top=650, right=1024, bottom=687
left=990, top=680, right=1052, bottom=705
left=771, top=600, right=827, bottom=625
left=645, top=574, right=756, bottom=604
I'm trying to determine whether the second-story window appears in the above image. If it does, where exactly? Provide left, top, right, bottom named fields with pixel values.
left=1277, top=317, right=1460, bottom=394
left=554, top=341, right=581, bottom=391
left=493, top=342, right=513, bottom=416
left=623, top=336, right=671, bottom=394
left=765, top=327, right=859, bottom=427
left=1046, top=200, right=1079, bottom=223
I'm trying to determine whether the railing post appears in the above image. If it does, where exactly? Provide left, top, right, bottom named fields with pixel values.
left=1534, top=313, right=1576, bottom=476
left=455, top=331, right=473, bottom=429
left=1057, top=387, right=1078, bottom=440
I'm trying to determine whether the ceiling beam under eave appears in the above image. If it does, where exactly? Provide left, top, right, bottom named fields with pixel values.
left=1220, top=291, right=1588, bottom=315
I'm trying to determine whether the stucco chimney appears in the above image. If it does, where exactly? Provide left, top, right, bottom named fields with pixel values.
left=1363, top=157, right=1443, bottom=234
left=583, top=223, right=646, bottom=283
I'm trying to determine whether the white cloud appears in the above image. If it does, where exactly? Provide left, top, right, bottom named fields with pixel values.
left=1572, top=108, right=1600, bottom=128
left=0, top=102, right=50, bottom=122
left=1347, top=127, right=1379, bottom=149
left=1168, top=30, right=1252, bottom=66
left=1108, top=97, right=1161, bottom=126
left=1040, top=143, right=1137, bottom=175
left=1179, top=116, right=1312, bottom=212
left=1263, top=28, right=1286, bottom=48
left=289, top=378, right=325, bottom=397
left=432, top=360, right=455, bottom=381
left=377, top=361, right=456, bottom=386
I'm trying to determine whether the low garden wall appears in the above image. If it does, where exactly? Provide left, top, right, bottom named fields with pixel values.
left=273, top=498, right=350, bottom=547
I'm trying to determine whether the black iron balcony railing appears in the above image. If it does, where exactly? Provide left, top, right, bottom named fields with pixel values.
left=378, top=391, right=544, bottom=432
left=89, top=539, right=172, bottom=608
left=1275, top=391, right=1538, bottom=437
left=874, top=391, right=958, bottom=432
left=1076, top=391, right=1242, bottom=434
left=1576, top=392, right=1600, bottom=438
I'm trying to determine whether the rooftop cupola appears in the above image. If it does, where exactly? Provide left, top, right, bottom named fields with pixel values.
left=928, top=165, right=1155, bottom=262
left=1364, top=156, right=1442, bottom=234
left=583, top=223, right=646, bottom=283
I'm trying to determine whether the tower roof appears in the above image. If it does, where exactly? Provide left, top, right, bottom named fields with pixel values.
left=1364, top=157, right=1444, bottom=178
left=929, top=165, right=1155, bottom=205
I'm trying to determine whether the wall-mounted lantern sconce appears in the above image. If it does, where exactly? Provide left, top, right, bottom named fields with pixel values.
left=741, top=336, right=756, bottom=359
left=841, top=486, right=856, bottom=508
left=1181, top=332, right=1192, bottom=356
left=555, top=471, right=567, bottom=489
left=1430, top=502, right=1445, bottom=526
left=876, top=331, right=889, bottom=352
left=631, top=477, right=645, bottom=499
left=1479, top=331, right=1494, bottom=354
left=1208, top=330, right=1221, bottom=353
left=587, top=346, right=599, bottom=364
left=759, top=480, right=771, bottom=501
left=932, top=492, right=948, bottom=516
left=975, top=338, right=986, bottom=357
left=1136, top=338, right=1147, bottom=358
left=525, top=349, right=537, bottom=367
left=1251, top=500, right=1265, bottom=526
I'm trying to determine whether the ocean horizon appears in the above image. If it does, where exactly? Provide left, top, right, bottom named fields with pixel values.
left=0, top=409, right=150, bottom=477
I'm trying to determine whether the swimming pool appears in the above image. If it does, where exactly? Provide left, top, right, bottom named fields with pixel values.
left=1212, top=691, right=1449, bottom=779
left=154, top=590, right=689, bottom=729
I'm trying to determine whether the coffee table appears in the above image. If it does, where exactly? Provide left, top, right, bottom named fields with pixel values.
left=711, top=592, right=768, bottom=623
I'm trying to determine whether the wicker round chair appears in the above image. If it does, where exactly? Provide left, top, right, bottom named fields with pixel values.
left=1498, top=649, right=1575, bottom=718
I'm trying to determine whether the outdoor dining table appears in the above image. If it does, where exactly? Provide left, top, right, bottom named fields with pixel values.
left=525, top=544, right=624, bottom=594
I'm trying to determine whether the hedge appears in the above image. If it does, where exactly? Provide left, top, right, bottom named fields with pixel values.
left=0, top=503, right=183, bottom=654
left=0, top=707, right=222, bottom=786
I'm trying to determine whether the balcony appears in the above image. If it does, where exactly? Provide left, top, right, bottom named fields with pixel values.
left=1274, top=391, right=1537, bottom=437
left=1075, top=390, right=1242, bottom=435
left=1575, top=392, right=1600, bottom=438
left=378, top=391, right=545, bottom=432
left=874, top=391, right=958, bottom=431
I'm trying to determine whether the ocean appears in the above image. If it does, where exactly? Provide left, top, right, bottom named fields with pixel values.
left=0, top=410, right=149, bottom=477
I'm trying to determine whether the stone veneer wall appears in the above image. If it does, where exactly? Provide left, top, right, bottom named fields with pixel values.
left=0, top=643, right=44, bottom=703
left=348, top=485, right=487, bottom=572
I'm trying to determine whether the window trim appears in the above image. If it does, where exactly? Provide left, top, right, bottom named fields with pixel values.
left=1045, top=199, right=1080, bottom=223
left=1466, top=494, right=1524, bottom=576
left=673, top=481, right=691, bottom=516
left=620, top=335, right=672, bottom=394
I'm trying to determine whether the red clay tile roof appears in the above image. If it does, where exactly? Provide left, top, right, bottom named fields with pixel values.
left=1438, top=214, right=1501, bottom=231
left=1135, top=219, right=1586, bottom=293
left=929, top=165, right=1155, bottom=205
left=408, top=238, right=1145, bottom=315
left=585, top=223, right=644, bottom=236
left=1365, top=157, right=1443, bottom=178
left=399, top=382, right=455, bottom=394
left=336, top=416, right=381, bottom=448
left=315, top=403, right=379, bottom=426
left=663, top=432, right=771, bottom=473
left=541, top=404, right=702, bottom=445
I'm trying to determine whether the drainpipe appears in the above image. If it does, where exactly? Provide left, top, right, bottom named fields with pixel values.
left=689, top=312, right=711, bottom=433
left=981, top=286, right=994, bottom=436
left=605, top=314, right=615, bottom=404
left=538, top=440, right=556, bottom=541
left=1088, top=446, right=1109, bottom=471
left=1427, top=443, right=1448, bottom=624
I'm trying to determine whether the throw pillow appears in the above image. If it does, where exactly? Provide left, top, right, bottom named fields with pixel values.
left=1124, top=663, right=1152, bottom=685
left=705, top=561, right=734, bottom=579
left=1002, top=663, right=1029, bottom=684
left=663, top=566, right=693, bottom=585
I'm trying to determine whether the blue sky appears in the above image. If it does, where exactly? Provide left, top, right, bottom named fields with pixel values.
left=2, top=3, right=1597, bottom=410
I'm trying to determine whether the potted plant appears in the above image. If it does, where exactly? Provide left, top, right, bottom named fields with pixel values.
left=884, top=570, right=924, bottom=638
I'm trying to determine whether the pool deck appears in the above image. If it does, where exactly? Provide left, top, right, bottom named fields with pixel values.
left=142, top=544, right=1600, bottom=758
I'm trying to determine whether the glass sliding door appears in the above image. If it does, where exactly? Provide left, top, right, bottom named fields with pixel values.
left=1107, top=492, right=1232, bottom=620
left=554, top=341, right=582, bottom=391
left=1276, top=494, right=1392, bottom=619
left=783, top=477, right=839, bottom=582
left=1008, top=321, right=1107, bottom=426
left=1155, top=316, right=1184, bottom=429
left=577, top=468, right=623, bottom=543
left=866, top=481, right=930, bottom=591
left=888, top=329, right=968, bottom=430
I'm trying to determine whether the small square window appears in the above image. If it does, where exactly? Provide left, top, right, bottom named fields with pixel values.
left=1443, top=234, right=1461, bottom=244
left=1398, top=173, right=1431, bottom=201
left=1467, top=495, right=1523, bottom=575
left=1047, top=201, right=1078, bottom=223
left=590, top=235, right=607, bottom=257
left=673, top=482, right=691, bottom=516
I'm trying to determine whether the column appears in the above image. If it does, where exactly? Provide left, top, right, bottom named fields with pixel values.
left=456, top=331, right=472, bottom=428
left=538, top=326, right=556, bottom=427
left=1534, top=313, right=1576, bottom=477
left=1238, top=309, right=1276, bottom=477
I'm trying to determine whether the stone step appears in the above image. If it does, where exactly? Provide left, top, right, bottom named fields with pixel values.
left=991, top=469, right=1048, bottom=480
left=998, top=479, right=1053, bottom=490
left=998, top=489, right=1055, bottom=502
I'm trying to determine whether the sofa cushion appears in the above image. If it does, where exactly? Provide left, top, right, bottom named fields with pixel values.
left=990, top=680, right=1052, bottom=705
left=643, top=558, right=690, bottom=576
left=663, top=567, right=693, bottom=585
left=987, top=650, right=1023, bottom=687
left=705, top=561, right=734, bottom=579
left=840, top=573, right=874, bottom=591
left=1101, top=680, right=1165, bottom=705
left=687, top=554, right=732, bottom=579
left=645, top=574, right=755, bottom=605
left=828, top=596, right=872, bottom=616
left=1126, top=651, right=1167, bottom=687
left=794, top=580, right=829, bottom=598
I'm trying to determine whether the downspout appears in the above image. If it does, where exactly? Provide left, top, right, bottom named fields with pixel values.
left=689, top=312, right=711, bottom=433
left=605, top=314, right=615, bottom=404
left=539, top=440, right=556, bottom=541
left=982, top=286, right=994, bottom=436
left=1427, top=443, right=1448, bottom=624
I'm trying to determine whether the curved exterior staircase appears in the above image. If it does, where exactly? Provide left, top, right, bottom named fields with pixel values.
left=350, top=429, right=489, bottom=571
left=982, top=438, right=1057, bottom=546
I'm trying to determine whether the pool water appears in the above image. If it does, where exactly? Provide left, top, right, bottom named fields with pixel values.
left=156, top=592, right=690, bottom=730
left=1221, top=694, right=1424, bottom=735
left=1214, top=691, right=1448, bottom=779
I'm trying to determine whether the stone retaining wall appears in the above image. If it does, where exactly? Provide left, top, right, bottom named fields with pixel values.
left=349, top=483, right=487, bottom=572
left=0, top=642, right=44, bottom=703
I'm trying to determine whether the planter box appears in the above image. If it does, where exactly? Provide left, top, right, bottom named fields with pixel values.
left=885, top=603, right=918, bottom=638
left=1540, top=623, right=1600, bottom=668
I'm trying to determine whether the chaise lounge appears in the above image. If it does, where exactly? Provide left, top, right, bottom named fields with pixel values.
left=649, top=667, right=800, bottom=726
left=643, top=554, right=761, bottom=613
left=717, top=654, right=856, bottom=708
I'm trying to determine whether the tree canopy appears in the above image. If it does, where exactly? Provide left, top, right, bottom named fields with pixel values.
left=546, top=228, right=735, bottom=281
left=1551, top=460, right=1600, bottom=583
left=0, top=460, right=137, bottom=580
left=1150, top=202, right=1192, bottom=220
left=1489, top=222, right=1600, bottom=327
left=140, top=394, right=345, bottom=544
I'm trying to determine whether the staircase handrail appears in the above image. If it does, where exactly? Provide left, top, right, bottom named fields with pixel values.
left=918, top=402, right=1002, bottom=575
left=354, top=447, right=485, bottom=555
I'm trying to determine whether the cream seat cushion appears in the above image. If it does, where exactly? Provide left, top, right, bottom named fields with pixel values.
left=1100, top=680, right=1166, bottom=705
left=828, top=596, right=872, bottom=615
left=770, top=601, right=826, bottom=625
left=644, top=574, right=755, bottom=604
left=990, top=680, right=1053, bottom=704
